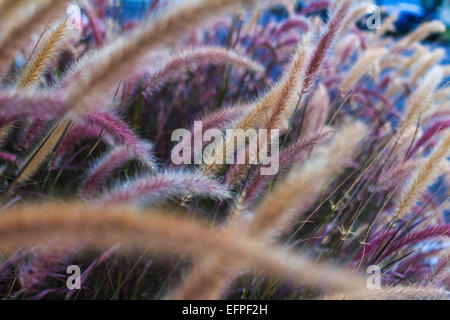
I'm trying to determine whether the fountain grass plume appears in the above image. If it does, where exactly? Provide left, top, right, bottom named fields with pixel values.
left=142, top=46, right=264, bottom=98
left=394, top=131, right=450, bottom=220
left=0, top=202, right=368, bottom=294
left=97, top=170, right=231, bottom=206
left=17, top=19, right=70, bottom=89
left=80, top=145, right=138, bottom=198
left=0, top=0, right=72, bottom=69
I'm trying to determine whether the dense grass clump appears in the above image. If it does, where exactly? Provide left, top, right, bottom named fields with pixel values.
left=0, top=0, right=448, bottom=300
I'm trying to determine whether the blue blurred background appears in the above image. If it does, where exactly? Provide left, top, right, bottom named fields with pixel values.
left=108, top=0, right=153, bottom=25
left=110, top=0, right=449, bottom=32
left=108, top=0, right=449, bottom=60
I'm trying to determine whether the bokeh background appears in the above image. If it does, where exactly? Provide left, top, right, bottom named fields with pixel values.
left=102, top=1, right=450, bottom=60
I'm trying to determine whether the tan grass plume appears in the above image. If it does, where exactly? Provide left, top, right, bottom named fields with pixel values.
left=17, top=19, right=70, bottom=89
left=341, top=48, right=388, bottom=92
left=14, top=119, right=71, bottom=185
left=0, top=203, right=367, bottom=294
left=395, top=21, right=446, bottom=51
left=395, top=66, right=443, bottom=141
left=393, top=131, right=450, bottom=220
left=203, top=34, right=312, bottom=175
left=322, top=286, right=448, bottom=300
left=409, top=48, right=445, bottom=84
left=0, top=0, right=72, bottom=69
